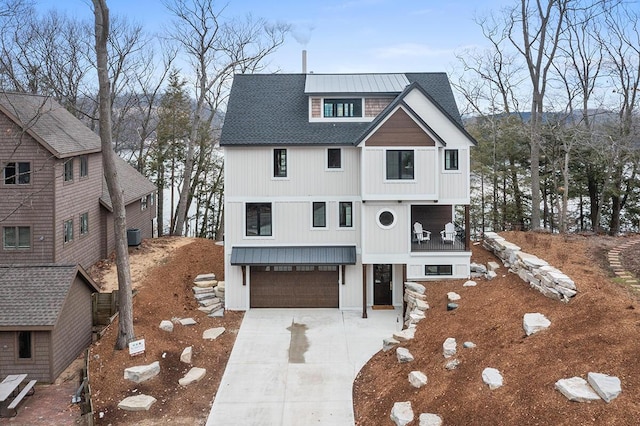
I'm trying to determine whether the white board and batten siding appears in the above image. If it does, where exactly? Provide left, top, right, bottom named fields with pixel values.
left=406, top=252, right=472, bottom=280
left=224, top=146, right=360, bottom=198
left=361, top=147, right=438, bottom=200
left=439, top=147, right=471, bottom=203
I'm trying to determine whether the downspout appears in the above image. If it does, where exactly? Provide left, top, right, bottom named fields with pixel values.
left=362, top=265, right=367, bottom=318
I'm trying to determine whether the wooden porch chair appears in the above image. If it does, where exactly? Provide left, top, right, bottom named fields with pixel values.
left=440, top=222, right=456, bottom=243
left=413, top=222, right=431, bottom=244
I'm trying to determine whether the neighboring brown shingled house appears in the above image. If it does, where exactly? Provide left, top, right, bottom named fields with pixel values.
left=0, top=92, right=156, bottom=382
left=0, top=265, right=99, bottom=383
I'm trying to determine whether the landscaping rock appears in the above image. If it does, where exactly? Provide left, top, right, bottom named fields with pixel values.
left=383, top=337, right=400, bottom=352
left=470, top=263, right=487, bottom=274
left=447, top=292, right=461, bottom=301
left=124, top=361, right=160, bottom=384
left=555, top=377, right=602, bottom=402
left=523, top=313, right=551, bottom=336
left=118, top=394, right=157, bottom=411
left=419, top=413, right=443, bottom=426
left=415, top=299, right=430, bottom=311
left=463, top=280, right=477, bottom=287
left=194, top=273, right=216, bottom=281
left=487, top=261, right=500, bottom=272
left=180, top=346, right=192, bottom=364
left=390, top=401, right=414, bottom=426
left=396, top=347, right=414, bottom=363
left=442, top=337, right=456, bottom=358
left=159, top=320, right=173, bottom=332
left=587, top=372, right=622, bottom=403
left=393, top=328, right=416, bottom=342
left=203, top=327, right=225, bottom=340
left=404, top=282, right=426, bottom=295
left=486, top=270, right=498, bottom=280
left=445, top=359, right=460, bottom=370
left=447, top=303, right=458, bottom=311
left=482, top=367, right=503, bottom=390
left=463, top=341, right=476, bottom=348
left=178, top=317, right=197, bottom=326
left=179, top=367, right=206, bottom=386
left=408, top=371, right=428, bottom=388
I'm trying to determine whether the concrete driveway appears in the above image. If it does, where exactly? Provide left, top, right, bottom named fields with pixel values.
left=206, top=308, right=401, bottom=426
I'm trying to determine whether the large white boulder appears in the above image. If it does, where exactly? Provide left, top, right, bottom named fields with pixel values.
left=482, top=367, right=503, bottom=390
left=408, top=371, right=428, bottom=388
left=390, top=401, right=414, bottom=426
left=419, top=413, right=443, bottom=426
left=179, top=367, right=206, bottom=386
left=124, top=361, right=160, bottom=383
left=442, top=337, right=456, bottom=358
left=587, top=372, right=622, bottom=403
left=118, top=394, right=157, bottom=411
left=396, top=347, right=414, bottom=363
left=555, top=377, right=602, bottom=402
left=203, top=327, right=225, bottom=340
left=523, top=313, right=551, bottom=336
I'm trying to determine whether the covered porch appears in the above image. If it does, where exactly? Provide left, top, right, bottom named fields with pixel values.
left=410, top=204, right=470, bottom=252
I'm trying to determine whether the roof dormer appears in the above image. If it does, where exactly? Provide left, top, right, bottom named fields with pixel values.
left=305, top=74, right=408, bottom=123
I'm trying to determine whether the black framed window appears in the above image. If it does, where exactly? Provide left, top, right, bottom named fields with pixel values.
left=4, top=161, right=31, bottom=185
left=3, top=226, right=30, bottom=250
left=18, top=331, right=32, bottom=359
left=80, top=155, right=88, bottom=177
left=64, top=158, right=74, bottom=182
left=313, top=202, right=326, bottom=228
left=323, top=99, right=362, bottom=118
left=445, top=149, right=459, bottom=170
left=425, top=265, right=453, bottom=275
left=274, top=149, right=287, bottom=178
left=246, top=203, right=272, bottom=236
left=386, top=150, right=414, bottom=180
left=339, top=202, right=353, bottom=228
left=327, top=148, right=342, bottom=169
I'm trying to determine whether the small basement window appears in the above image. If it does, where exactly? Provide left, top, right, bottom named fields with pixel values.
left=425, top=265, right=453, bottom=276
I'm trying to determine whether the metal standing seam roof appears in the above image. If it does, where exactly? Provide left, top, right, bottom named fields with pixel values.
left=0, top=264, right=98, bottom=328
left=304, top=73, right=410, bottom=94
left=0, top=92, right=101, bottom=158
left=230, top=246, right=357, bottom=265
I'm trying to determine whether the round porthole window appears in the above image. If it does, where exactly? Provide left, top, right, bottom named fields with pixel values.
left=377, top=209, right=396, bottom=229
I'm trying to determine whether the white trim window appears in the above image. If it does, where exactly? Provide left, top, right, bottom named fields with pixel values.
left=312, top=202, right=327, bottom=228
left=326, top=148, right=342, bottom=170
left=339, top=202, right=353, bottom=228
left=273, top=148, right=287, bottom=178
left=386, top=150, right=414, bottom=180
left=444, top=149, right=459, bottom=171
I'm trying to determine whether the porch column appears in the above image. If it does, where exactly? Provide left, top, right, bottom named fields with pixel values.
left=362, top=265, right=367, bottom=319
left=465, top=205, right=471, bottom=251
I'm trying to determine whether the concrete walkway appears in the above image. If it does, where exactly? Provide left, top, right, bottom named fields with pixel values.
left=206, top=308, right=401, bottom=426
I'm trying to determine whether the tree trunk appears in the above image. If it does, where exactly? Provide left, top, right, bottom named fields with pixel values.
left=92, top=0, right=135, bottom=350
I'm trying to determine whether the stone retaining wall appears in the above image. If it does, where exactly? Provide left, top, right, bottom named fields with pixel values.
left=482, top=232, right=577, bottom=302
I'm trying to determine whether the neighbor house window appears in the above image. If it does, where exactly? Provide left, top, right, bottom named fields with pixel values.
left=425, top=265, right=453, bottom=276
left=246, top=203, right=272, bottom=236
left=273, top=149, right=287, bottom=178
left=327, top=148, right=342, bottom=169
left=445, top=149, right=459, bottom=171
left=17, top=331, right=32, bottom=359
left=80, top=155, right=88, bottom=177
left=313, top=202, right=326, bottom=228
left=386, top=150, right=414, bottom=180
left=141, top=195, right=148, bottom=211
left=64, top=158, right=73, bottom=182
left=80, top=212, right=89, bottom=235
left=339, top=202, right=353, bottom=228
left=324, top=98, right=362, bottom=118
left=4, top=161, right=31, bottom=185
left=3, top=226, right=30, bottom=250
left=63, top=219, right=73, bottom=243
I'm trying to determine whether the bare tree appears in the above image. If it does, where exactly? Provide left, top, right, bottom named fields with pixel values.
left=164, top=0, right=288, bottom=236
left=92, top=0, right=135, bottom=350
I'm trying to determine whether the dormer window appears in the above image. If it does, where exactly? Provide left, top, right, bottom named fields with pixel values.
left=323, top=99, right=362, bottom=118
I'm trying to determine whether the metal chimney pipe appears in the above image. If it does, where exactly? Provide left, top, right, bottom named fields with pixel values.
left=302, top=50, right=307, bottom=74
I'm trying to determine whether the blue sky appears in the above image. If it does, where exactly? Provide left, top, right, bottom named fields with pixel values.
left=36, top=0, right=514, bottom=74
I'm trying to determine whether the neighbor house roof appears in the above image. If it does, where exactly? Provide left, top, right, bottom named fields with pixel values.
left=0, top=92, right=101, bottom=158
left=230, top=246, right=357, bottom=265
left=220, top=73, right=463, bottom=147
left=0, top=264, right=99, bottom=329
left=100, top=155, right=157, bottom=211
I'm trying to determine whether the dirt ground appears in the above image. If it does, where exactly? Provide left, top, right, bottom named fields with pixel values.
left=58, top=232, right=640, bottom=425
left=354, top=232, right=640, bottom=426
left=88, top=237, right=243, bottom=426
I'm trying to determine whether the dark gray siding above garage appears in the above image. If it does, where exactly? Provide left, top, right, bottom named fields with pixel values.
left=231, top=246, right=357, bottom=265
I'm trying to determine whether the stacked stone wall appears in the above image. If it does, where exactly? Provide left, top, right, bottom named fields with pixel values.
left=482, top=232, right=577, bottom=302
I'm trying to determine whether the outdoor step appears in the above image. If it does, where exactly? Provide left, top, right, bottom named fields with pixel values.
left=195, top=293, right=218, bottom=302
left=193, top=286, right=216, bottom=294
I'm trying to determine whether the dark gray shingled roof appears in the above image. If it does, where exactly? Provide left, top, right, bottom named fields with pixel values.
left=230, top=246, right=357, bottom=265
left=100, top=155, right=157, bottom=210
left=220, top=73, right=464, bottom=146
left=0, top=92, right=101, bottom=158
left=0, top=264, right=98, bottom=328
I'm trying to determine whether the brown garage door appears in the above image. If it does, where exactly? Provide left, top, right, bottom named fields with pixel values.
left=250, top=266, right=339, bottom=308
